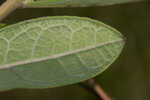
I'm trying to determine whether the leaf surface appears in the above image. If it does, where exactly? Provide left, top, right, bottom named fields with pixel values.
left=23, top=0, right=145, bottom=7
left=0, top=16, right=124, bottom=91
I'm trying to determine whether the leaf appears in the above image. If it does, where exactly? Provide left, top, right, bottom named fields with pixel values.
left=0, top=16, right=124, bottom=91
left=23, top=0, right=145, bottom=7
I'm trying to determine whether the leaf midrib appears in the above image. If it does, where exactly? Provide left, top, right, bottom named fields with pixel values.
left=0, top=39, right=124, bottom=70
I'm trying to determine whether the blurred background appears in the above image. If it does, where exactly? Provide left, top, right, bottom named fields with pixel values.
left=0, top=1, right=150, bottom=100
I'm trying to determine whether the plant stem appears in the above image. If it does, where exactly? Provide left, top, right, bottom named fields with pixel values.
left=79, top=83, right=103, bottom=100
left=0, top=0, right=23, bottom=22
left=88, top=79, right=111, bottom=100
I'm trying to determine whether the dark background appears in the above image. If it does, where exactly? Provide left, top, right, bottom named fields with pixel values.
left=0, top=1, right=150, bottom=100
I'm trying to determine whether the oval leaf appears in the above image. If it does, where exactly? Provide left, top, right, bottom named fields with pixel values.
left=23, top=0, right=145, bottom=7
left=0, top=16, right=124, bottom=91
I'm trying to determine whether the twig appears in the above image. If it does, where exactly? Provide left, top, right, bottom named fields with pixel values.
left=0, top=0, right=23, bottom=22
left=79, top=83, right=103, bottom=100
left=88, top=79, right=111, bottom=100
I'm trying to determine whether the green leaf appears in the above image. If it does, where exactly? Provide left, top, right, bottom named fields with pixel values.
left=0, top=16, right=124, bottom=91
left=23, top=0, right=145, bottom=7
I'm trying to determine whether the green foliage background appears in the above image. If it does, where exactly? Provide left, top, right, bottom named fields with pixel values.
left=0, top=1, right=150, bottom=100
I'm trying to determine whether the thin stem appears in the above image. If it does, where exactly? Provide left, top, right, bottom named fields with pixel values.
left=79, top=83, right=103, bottom=100
left=88, top=79, right=111, bottom=100
left=0, top=0, right=23, bottom=22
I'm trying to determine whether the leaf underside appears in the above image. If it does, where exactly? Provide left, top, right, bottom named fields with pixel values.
left=24, top=0, right=145, bottom=7
left=0, top=16, right=124, bottom=91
